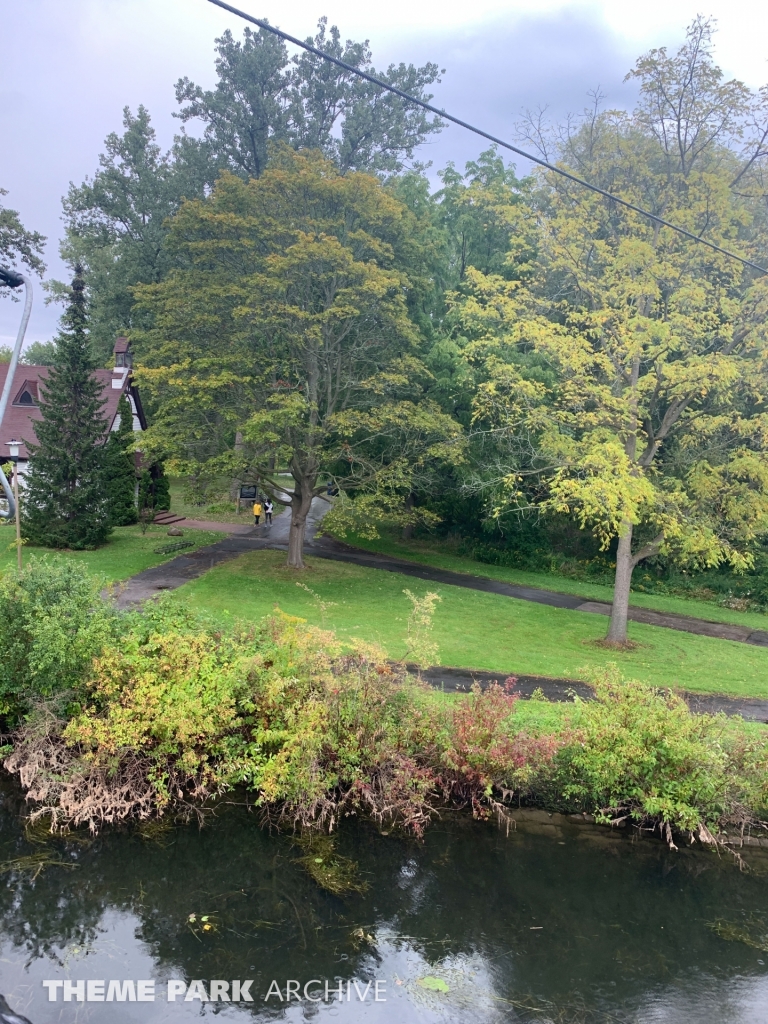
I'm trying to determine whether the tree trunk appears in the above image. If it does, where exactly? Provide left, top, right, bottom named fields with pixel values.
left=287, top=474, right=316, bottom=569
left=402, top=492, right=414, bottom=541
left=229, top=431, right=244, bottom=501
left=607, top=522, right=634, bottom=643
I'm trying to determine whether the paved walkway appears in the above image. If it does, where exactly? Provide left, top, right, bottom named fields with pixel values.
left=416, top=664, right=768, bottom=723
left=115, top=500, right=330, bottom=607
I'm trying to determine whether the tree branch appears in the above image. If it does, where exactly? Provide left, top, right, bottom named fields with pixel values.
left=631, top=533, right=665, bottom=567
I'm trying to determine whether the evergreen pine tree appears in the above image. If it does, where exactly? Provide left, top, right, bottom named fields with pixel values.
left=22, top=266, right=112, bottom=549
left=104, top=393, right=138, bottom=525
left=153, top=462, right=171, bottom=511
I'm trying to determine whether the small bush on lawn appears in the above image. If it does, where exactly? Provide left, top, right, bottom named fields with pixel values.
left=0, top=557, right=118, bottom=722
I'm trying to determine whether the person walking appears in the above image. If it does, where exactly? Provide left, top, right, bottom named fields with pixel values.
left=264, top=498, right=273, bottom=525
left=253, top=499, right=262, bottom=525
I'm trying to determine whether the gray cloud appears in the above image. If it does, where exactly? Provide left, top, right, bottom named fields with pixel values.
left=0, top=2, right=641, bottom=347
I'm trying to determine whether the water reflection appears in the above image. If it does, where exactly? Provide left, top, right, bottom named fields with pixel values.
left=1, top=779, right=768, bottom=1022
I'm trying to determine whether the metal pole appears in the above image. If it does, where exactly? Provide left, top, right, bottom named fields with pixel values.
left=0, top=270, right=33, bottom=520
left=12, top=462, right=21, bottom=571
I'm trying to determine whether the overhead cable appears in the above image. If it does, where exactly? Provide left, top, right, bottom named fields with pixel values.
left=205, top=0, right=767, bottom=276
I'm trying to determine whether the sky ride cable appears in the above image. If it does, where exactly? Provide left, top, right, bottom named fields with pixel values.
left=205, top=0, right=768, bottom=277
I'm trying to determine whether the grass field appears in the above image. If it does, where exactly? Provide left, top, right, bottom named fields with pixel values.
left=0, top=524, right=225, bottom=582
left=332, top=530, right=768, bottom=632
left=177, top=549, right=768, bottom=698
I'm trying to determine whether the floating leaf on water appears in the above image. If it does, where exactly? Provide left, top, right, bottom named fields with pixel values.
left=417, top=977, right=450, bottom=993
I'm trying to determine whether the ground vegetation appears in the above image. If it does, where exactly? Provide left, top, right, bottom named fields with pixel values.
left=180, top=549, right=768, bottom=696
left=1, top=571, right=766, bottom=852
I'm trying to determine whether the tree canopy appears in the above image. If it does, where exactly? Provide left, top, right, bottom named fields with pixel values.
left=175, top=19, right=443, bottom=181
left=457, top=17, right=768, bottom=641
left=59, top=20, right=444, bottom=355
left=0, top=187, right=45, bottom=293
left=133, top=149, right=461, bottom=566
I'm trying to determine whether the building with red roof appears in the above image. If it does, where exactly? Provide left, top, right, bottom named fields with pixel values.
left=0, top=337, right=146, bottom=473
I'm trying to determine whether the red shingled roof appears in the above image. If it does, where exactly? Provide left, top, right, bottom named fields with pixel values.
left=0, top=364, right=138, bottom=460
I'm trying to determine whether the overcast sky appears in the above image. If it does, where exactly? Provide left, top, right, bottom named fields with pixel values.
left=1, top=0, right=766, bottom=349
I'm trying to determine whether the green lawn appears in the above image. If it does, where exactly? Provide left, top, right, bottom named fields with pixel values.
left=0, top=524, right=225, bottom=582
left=177, top=550, right=768, bottom=698
left=331, top=530, right=768, bottom=632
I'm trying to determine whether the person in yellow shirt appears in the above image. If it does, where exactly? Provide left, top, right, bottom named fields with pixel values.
left=253, top=500, right=262, bottom=525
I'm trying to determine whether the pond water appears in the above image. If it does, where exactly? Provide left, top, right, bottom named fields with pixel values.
left=2, top=779, right=768, bottom=1024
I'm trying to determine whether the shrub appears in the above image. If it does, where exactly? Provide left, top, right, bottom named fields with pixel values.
left=4, top=593, right=768, bottom=850
left=0, top=557, right=117, bottom=722
left=153, top=540, right=193, bottom=555
left=435, top=681, right=564, bottom=821
left=551, top=667, right=768, bottom=846
left=4, top=610, right=552, bottom=835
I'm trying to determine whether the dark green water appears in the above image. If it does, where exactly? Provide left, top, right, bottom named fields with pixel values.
left=2, top=779, right=768, bottom=1023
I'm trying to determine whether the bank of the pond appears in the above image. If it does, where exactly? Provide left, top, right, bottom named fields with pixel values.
left=3, top=558, right=768, bottom=853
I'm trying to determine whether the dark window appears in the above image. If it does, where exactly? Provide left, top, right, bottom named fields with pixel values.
left=17, top=390, right=35, bottom=405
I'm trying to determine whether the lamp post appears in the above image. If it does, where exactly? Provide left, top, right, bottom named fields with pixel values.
left=5, top=440, right=21, bottom=571
left=0, top=267, right=33, bottom=521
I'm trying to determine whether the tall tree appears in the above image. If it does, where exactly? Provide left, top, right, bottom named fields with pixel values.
left=461, top=19, right=768, bottom=644
left=133, top=149, right=461, bottom=567
left=60, top=22, right=444, bottom=355
left=60, top=107, right=204, bottom=363
left=22, top=268, right=111, bottom=550
left=435, top=148, right=533, bottom=286
left=0, top=187, right=45, bottom=288
left=175, top=20, right=443, bottom=180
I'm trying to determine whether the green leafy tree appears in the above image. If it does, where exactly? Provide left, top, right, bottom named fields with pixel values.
left=22, top=267, right=112, bottom=550
left=175, top=19, right=443, bottom=180
left=22, top=340, right=57, bottom=365
left=435, top=147, right=534, bottom=286
left=134, top=149, right=461, bottom=567
left=104, top=393, right=138, bottom=526
left=0, top=187, right=45, bottom=287
left=462, top=19, right=768, bottom=644
left=60, top=107, right=205, bottom=363
left=59, top=22, right=443, bottom=356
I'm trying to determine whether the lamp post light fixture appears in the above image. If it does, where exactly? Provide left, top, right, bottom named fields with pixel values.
left=5, top=440, right=22, bottom=572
